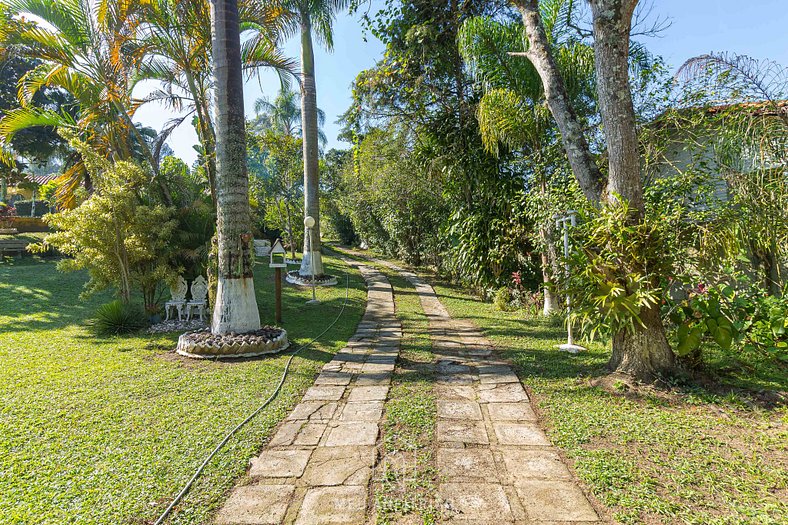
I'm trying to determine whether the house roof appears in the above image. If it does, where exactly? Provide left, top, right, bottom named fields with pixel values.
left=650, top=100, right=788, bottom=130
left=25, top=174, right=59, bottom=186
left=703, top=100, right=788, bottom=118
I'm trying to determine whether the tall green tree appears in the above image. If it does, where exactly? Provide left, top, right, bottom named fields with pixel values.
left=252, top=84, right=326, bottom=147
left=289, top=0, right=348, bottom=277
left=210, top=0, right=260, bottom=334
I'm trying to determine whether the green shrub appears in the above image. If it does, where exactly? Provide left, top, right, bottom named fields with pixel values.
left=494, top=286, right=514, bottom=311
left=93, top=300, right=147, bottom=334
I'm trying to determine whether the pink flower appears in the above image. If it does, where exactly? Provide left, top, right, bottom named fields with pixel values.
left=512, top=271, right=522, bottom=287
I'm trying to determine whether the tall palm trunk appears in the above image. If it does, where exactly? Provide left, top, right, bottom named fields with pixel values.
left=298, top=10, right=324, bottom=277
left=210, top=0, right=261, bottom=334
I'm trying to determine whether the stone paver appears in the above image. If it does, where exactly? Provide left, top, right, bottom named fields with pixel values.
left=440, top=483, right=513, bottom=521
left=250, top=450, right=311, bottom=478
left=214, top=263, right=400, bottom=525
left=338, top=401, right=384, bottom=421
left=294, top=486, right=367, bottom=525
left=324, top=421, right=378, bottom=446
left=515, top=480, right=600, bottom=522
left=437, top=400, right=483, bottom=420
left=301, top=446, right=375, bottom=486
left=215, top=484, right=295, bottom=525
left=437, top=448, right=498, bottom=481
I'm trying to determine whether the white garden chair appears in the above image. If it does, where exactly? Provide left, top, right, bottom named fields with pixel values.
left=186, top=276, right=208, bottom=322
left=254, top=239, right=272, bottom=257
left=164, top=276, right=188, bottom=321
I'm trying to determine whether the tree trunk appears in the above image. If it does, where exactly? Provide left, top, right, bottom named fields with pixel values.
left=516, top=0, right=676, bottom=380
left=540, top=225, right=560, bottom=315
left=298, top=10, right=324, bottom=277
left=513, top=0, right=604, bottom=202
left=610, top=304, right=674, bottom=376
left=589, top=0, right=674, bottom=377
left=588, top=0, right=642, bottom=211
left=210, top=0, right=261, bottom=334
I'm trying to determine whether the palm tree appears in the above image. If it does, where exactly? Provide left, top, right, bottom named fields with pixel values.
left=210, top=0, right=260, bottom=334
left=287, top=0, right=348, bottom=277
left=137, top=0, right=296, bottom=207
left=252, top=84, right=327, bottom=146
left=458, top=4, right=595, bottom=314
left=0, top=0, right=172, bottom=207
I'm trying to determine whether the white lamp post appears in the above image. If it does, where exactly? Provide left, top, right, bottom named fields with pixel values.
left=304, top=216, right=319, bottom=305
left=555, top=210, right=585, bottom=354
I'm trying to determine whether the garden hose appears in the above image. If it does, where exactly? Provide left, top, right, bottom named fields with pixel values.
left=153, top=271, right=351, bottom=525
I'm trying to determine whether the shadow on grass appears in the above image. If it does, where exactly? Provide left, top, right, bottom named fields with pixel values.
left=0, top=258, right=102, bottom=334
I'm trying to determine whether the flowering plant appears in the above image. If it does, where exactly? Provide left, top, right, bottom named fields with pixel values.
left=0, top=202, right=17, bottom=229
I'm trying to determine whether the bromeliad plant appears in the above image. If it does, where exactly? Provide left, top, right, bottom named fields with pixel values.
left=563, top=199, right=676, bottom=341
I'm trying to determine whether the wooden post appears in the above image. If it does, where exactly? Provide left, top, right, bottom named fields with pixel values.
left=275, top=266, right=282, bottom=324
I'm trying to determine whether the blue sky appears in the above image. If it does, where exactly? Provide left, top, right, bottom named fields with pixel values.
left=134, top=0, right=788, bottom=165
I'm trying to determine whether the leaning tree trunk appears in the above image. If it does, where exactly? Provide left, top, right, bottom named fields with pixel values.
left=209, top=0, right=261, bottom=334
left=298, top=10, right=324, bottom=277
left=515, top=0, right=675, bottom=379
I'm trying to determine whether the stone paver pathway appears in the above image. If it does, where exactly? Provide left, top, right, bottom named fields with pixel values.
left=215, top=263, right=401, bottom=525
left=214, top=255, right=604, bottom=524
left=371, top=258, right=604, bottom=525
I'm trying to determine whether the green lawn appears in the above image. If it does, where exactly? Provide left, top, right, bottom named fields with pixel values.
left=431, top=280, right=788, bottom=525
left=0, top=231, right=48, bottom=243
left=0, top=254, right=365, bottom=525
left=372, top=268, right=439, bottom=524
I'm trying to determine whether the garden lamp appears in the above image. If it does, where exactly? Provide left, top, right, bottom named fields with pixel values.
left=304, top=216, right=319, bottom=304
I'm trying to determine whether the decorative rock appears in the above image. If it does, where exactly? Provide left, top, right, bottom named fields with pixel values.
left=176, top=327, right=289, bottom=359
left=286, top=271, right=339, bottom=287
left=148, top=319, right=207, bottom=334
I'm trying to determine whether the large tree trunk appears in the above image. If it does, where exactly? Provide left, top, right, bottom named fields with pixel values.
left=515, top=0, right=675, bottom=380
left=210, top=0, right=261, bottom=334
left=298, top=10, right=324, bottom=277
left=610, top=304, right=674, bottom=376
left=589, top=0, right=674, bottom=376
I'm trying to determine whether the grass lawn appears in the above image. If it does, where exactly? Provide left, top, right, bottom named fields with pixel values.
left=0, top=231, right=48, bottom=243
left=431, top=279, right=788, bottom=525
left=0, top=254, right=366, bottom=525
left=372, top=268, right=439, bottom=524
